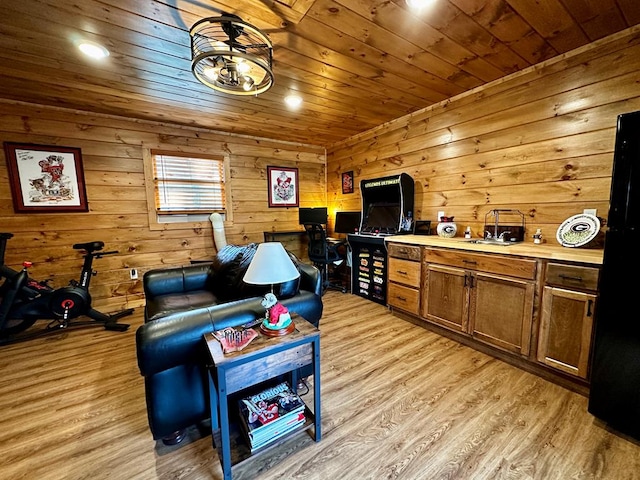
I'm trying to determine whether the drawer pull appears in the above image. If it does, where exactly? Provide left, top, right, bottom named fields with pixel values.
left=559, top=274, right=583, bottom=282
left=397, top=270, right=408, bottom=275
left=397, top=296, right=407, bottom=302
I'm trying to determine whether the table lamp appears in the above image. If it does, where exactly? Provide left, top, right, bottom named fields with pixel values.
left=242, top=242, right=300, bottom=336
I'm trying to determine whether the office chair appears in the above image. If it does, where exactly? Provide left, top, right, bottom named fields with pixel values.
left=303, top=223, right=347, bottom=293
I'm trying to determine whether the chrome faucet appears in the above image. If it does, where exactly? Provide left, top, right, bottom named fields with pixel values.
left=484, top=231, right=493, bottom=239
left=498, top=231, right=511, bottom=242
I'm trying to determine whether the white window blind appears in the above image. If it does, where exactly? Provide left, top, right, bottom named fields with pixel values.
left=153, top=153, right=226, bottom=214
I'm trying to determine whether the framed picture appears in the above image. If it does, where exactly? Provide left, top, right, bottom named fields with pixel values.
left=342, top=171, right=354, bottom=194
left=3, top=142, right=88, bottom=213
left=267, top=166, right=299, bottom=207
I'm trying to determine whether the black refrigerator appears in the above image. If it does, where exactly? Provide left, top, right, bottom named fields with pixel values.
left=588, top=110, right=640, bottom=439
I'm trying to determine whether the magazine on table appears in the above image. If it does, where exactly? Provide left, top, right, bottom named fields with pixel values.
left=248, top=414, right=306, bottom=452
left=238, top=381, right=306, bottom=447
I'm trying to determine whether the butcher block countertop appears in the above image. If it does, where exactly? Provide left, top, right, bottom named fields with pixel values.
left=384, top=235, right=604, bottom=265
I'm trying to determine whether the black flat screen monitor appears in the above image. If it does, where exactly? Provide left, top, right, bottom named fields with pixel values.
left=299, top=207, right=328, bottom=225
left=334, top=211, right=361, bottom=233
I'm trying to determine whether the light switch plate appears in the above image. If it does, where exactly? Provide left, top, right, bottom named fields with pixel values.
left=437, top=211, right=445, bottom=221
left=130, top=268, right=138, bottom=280
left=584, top=208, right=597, bottom=216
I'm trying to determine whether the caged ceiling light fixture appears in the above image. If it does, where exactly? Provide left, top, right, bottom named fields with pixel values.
left=190, top=14, right=274, bottom=96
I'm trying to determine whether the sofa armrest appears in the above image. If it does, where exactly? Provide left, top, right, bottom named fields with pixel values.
left=298, top=262, right=322, bottom=297
left=136, top=298, right=265, bottom=377
left=136, top=292, right=323, bottom=378
left=143, top=263, right=211, bottom=299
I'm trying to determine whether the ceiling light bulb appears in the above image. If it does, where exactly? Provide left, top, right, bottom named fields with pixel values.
left=236, top=61, right=251, bottom=74
left=284, top=94, right=302, bottom=108
left=78, top=41, right=109, bottom=59
left=203, top=67, right=219, bottom=80
left=242, top=77, right=255, bottom=91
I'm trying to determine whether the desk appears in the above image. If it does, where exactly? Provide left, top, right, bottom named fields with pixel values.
left=263, top=231, right=308, bottom=260
left=263, top=230, right=306, bottom=242
left=205, top=317, right=321, bottom=480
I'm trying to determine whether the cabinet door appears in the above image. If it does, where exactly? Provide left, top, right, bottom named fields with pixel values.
left=537, top=286, right=596, bottom=379
left=470, top=272, right=535, bottom=355
left=422, top=264, right=469, bottom=333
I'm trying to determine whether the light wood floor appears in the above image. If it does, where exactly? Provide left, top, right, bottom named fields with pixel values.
left=1, top=291, right=639, bottom=480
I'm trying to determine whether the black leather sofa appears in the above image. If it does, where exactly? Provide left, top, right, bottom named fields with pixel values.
left=135, top=243, right=323, bottom=445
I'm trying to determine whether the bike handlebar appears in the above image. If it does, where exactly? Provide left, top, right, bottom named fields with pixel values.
left=94, top=250, right=119, bottom=257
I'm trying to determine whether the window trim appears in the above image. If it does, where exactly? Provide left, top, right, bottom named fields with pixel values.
left=143, top=148, right=232, bottom=231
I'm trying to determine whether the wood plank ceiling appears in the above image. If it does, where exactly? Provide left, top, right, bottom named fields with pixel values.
left=1, top=0, right=638, bottom=146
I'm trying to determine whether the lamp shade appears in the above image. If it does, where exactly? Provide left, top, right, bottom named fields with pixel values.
left=243, top=242, right=300, bottom=285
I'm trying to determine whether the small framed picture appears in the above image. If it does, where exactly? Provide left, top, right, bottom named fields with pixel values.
left=267, top=166, right=299, bottom=207
left=342, top=171, right=354, bottom=194
left=3, top=142, right=88, bottom=213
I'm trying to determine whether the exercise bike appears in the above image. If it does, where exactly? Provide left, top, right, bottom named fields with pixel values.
left=0, top=232, right=133, bottom=344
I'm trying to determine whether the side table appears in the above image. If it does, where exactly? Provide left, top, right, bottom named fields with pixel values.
left=204, top=316, right=321, bottom=480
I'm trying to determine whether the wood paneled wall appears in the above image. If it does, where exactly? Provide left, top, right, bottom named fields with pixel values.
left=3, top=26, right=639, bottom=313
left=0, top=103, right=325, bottom=311
left=326, top=27, right=640, bottom=240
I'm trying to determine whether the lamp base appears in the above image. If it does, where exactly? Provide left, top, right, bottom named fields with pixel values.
left=260, top=320, right=295, bottom=337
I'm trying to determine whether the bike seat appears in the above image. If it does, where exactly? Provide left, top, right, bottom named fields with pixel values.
left=72, top=241, right=104, bottom=252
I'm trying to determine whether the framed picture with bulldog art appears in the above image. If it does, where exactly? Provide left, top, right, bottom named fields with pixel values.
left=3, top=142, right=88, bottom=213
left=267, top=166, right=299, bottom=208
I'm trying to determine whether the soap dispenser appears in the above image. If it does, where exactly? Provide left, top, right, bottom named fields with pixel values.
left=533, top=228, right=543, bottom=244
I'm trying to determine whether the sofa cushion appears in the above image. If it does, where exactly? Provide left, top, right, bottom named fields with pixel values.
left=145, top=290, right=219, bottom=322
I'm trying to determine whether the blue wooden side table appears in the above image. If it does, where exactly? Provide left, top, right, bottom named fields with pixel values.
left=204, top=316, right=321, bottom=480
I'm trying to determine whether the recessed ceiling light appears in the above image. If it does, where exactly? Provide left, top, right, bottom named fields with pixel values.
left=284, top=93, right=302, bottom=108
left=406, top=0, right=437, bottom=9
left=78, top=41, right=109, bottom=59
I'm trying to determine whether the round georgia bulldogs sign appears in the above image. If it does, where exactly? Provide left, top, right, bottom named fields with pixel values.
left=556, top=213, right=600, bottom=247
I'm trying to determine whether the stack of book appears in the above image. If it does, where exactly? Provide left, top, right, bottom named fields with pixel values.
left=238, top=381, right=306, bottom=452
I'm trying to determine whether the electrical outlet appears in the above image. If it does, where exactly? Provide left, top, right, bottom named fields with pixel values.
left=437, top=211, right=445, bottom=221
left=584, top=208, right=597, bottom=216
left=130, top=268, right=138, bottom=280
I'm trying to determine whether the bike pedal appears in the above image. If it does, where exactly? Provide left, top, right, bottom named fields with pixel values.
left=105, top=323, right=130, bottom=332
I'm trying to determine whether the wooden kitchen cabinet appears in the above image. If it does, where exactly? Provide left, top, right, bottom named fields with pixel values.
left=471, top=271, right=535, bottom=355
left=537, top=263, right=599, bottom=379
left=422, top=263, right=469, bottom=332
left=383, top=237, right=603, bottom=391
left=387, top=243, right=421, bottom=316
left=422, top=248, right=537, bottom=355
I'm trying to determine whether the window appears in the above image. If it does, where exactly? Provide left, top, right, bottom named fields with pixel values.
left=144, top=150, right=229, bottom=229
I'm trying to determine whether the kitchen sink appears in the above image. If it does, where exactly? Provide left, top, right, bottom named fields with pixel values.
left=465, top=239, right=516, bottom=246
